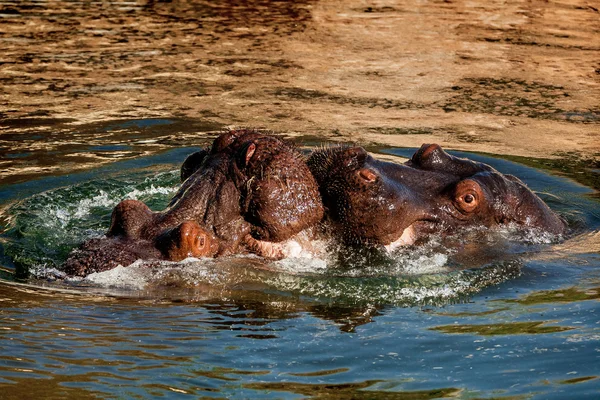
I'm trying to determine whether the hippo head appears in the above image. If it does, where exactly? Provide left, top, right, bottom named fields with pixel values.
left=175, top=130, right=324, bottom=247
left=220, top=130, right=325, bottom=243
left=307, top=144, right=566, bottom=248
left=234, top=133, right=325, bottom=242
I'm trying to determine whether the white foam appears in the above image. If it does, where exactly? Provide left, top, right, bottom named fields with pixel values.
left=26, top=180, right=180, bottom=249
left=268, top=275, right=469, bottom=304
left=58, top=250, right=520, bottom=306
left=123, top=184, right=178, bottom=201
left=84, top=262, right=151, bottom=289
left=268, top=233, right=332, bottom=274
left=82, top=258, right=229, bottom=290
left=490, top=223, right=561, bottom=245
left=272, top=257, right=329, bottom=275
left=29, top=265, right=67, bottom=280
left=269, top=260, right=519, bottom=305
left=399, top=253, right=449, bottom=275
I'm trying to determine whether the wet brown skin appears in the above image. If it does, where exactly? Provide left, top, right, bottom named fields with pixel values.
left=64, top=130, right=324, bottom=276
left=63, top=220, right=216, bottom=277
left=162, top=129, right=325, bottom=248
left=307, top=144, right=567, bottom=248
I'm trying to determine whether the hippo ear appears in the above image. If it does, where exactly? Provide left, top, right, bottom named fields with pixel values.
left=358, top=168, right=377, bottom=183
left=180, top=149, right=209, bottom=182
left=244, top=143, right=256, bottom=166
left=344, top=146, right=368, bottom=167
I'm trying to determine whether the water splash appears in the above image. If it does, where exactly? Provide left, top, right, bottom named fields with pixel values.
left=58, top=254, right=521, bottom=306
left=1, top=170, right=179, bottom=270
left=0, top=166, right=557, bottom=305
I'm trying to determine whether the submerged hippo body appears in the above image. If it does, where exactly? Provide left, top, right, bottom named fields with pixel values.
left=64, top=130, right=324, bottom=276
left=307, top=144, right=566, bottom=249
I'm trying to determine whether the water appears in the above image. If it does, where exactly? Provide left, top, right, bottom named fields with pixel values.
left=1, top=0, right=600, bottom=398
left=1, top=125, right=600, bottom=398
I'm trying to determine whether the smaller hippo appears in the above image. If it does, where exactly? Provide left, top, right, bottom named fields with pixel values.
left=64, top=130, right=324, bottom=276
left=165, top=129, right=325, bottom=254
left=64, top=220, right=218, bottom=276
left=307, top=144, right=566, bottom=250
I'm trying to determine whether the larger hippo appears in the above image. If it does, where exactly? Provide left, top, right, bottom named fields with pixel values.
left=64, top=130, right=324, bottom=276
left=307, top=144, right=566, bottom=249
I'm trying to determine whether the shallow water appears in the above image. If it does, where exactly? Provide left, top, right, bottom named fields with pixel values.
left=1, top=0, right=600, bottom=398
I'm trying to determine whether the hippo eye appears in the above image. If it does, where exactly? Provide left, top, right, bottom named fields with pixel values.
left=358, top=168, right=377, bottom=183
left=456, top=192, right=479, bottom=213
left=454, top=180, right=482, bottom=213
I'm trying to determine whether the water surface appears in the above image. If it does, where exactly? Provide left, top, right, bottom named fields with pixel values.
left=2, top=125, right=600, bottom=398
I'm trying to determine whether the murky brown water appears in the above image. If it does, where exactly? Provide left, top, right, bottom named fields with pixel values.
left=1, top=0, right=598, bottom=185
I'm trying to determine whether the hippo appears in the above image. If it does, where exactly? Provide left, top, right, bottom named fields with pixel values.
left=63, top=220, right=218, bottom=276
left=307, top=143, right=566, bottom=250
left=64, top=130, right=324, bottom=276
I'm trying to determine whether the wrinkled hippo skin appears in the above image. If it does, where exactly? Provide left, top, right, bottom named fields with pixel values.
left=64, top=130, right=324, bottom=276
left=64, top=217, right=218, bottom=276
left=307, top=143, right=566, bottom=249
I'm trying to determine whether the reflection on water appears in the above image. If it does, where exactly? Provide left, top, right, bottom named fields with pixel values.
left=0, top=118, right=222, bottom=186
left=1, top=272, right=600, bottom=398
left=243, top=381, right=460, bottom=398
left=505, top=285, right=600, bottom=305
left=1, top=0, right=599, bottom=177
left=430, top=321, right=573, bottom=336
